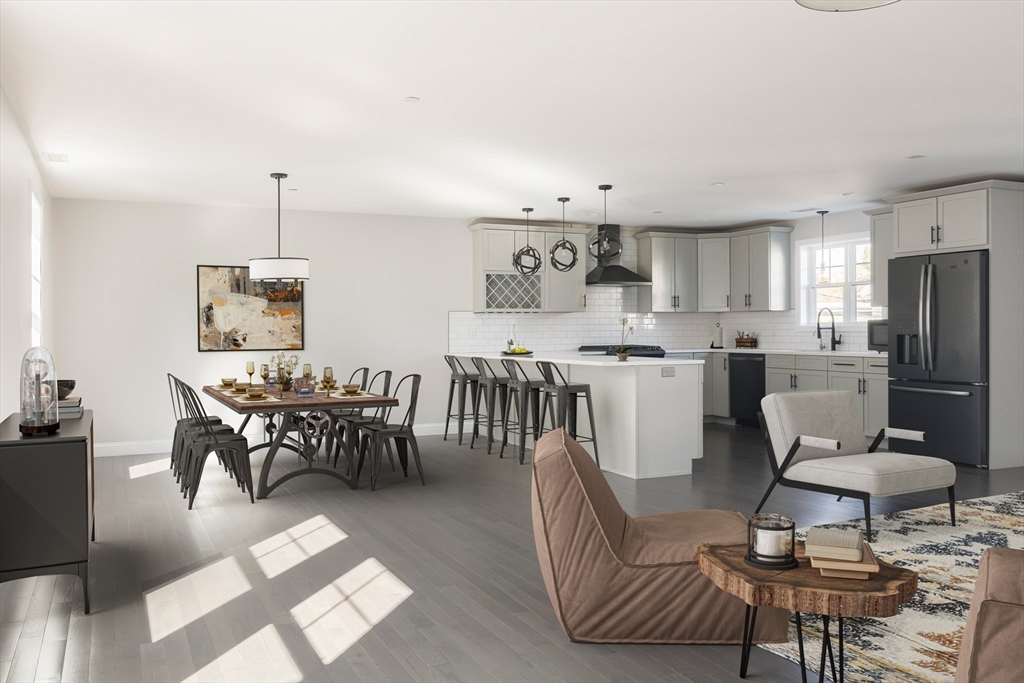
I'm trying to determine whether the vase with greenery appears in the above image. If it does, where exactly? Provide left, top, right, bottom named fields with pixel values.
left=615, top=317, right=634, bottom=361
left=270, top=352, right=301, bottom=392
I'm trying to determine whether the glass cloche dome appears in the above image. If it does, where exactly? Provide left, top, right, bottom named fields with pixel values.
left=20, top=347, right=59, bottom=436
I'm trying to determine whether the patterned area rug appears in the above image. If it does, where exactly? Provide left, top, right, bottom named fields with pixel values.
left=758, top=491, right=1024, bottom=683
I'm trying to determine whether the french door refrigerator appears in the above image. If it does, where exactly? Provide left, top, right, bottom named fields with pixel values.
left=888, top=250, right=988, bottom=467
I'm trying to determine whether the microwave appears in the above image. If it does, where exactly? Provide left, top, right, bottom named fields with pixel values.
left=867, top=319, right=888, bottom=352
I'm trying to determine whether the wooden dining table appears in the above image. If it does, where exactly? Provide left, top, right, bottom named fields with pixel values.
left=203, top=385, right=398, bottom=498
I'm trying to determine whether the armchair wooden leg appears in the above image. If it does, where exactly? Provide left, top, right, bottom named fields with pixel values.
left=948, top=485, right=956, bottom=526
left=862, top=496, right=872, bottom=542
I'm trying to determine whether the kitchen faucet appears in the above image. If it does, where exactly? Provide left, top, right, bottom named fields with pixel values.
left=816, top=307, right=842, bottom=352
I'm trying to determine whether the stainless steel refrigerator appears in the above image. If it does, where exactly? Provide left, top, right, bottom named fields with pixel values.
left=888, top=250, right=988, bottom=467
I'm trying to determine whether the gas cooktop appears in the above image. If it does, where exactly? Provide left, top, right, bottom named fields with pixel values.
left=578, top=345, right=666, bottom=358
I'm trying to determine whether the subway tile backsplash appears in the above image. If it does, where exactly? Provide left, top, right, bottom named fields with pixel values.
left=450, top=226, right=869, bottom=355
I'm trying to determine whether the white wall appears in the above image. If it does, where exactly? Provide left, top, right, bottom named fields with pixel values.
left=0, top=84, right=53, bottom=420
left=51, top=198, right=472, bottom=452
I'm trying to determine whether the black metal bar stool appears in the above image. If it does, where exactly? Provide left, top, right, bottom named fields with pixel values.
left=443, top=355, right=479, bottom=445
left=469, top=357, right=510, bottom=453
left=500, top=359, right=547, bottom=464
left=535, top=360, right=600, bottom=467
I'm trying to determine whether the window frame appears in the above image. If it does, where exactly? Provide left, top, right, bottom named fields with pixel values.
left=796, top=233, right=885, bottom=331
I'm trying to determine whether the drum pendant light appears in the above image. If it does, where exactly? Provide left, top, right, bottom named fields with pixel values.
left=816, top=210, right=829, bottom=284
left=249, top=173, right=309, bottom=283
left=513, top=208, right=542, bottom=276
left=550, top=197, right=578, bottom=272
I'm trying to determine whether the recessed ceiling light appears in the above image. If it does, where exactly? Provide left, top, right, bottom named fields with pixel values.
left=45, top=153, right=68, bottom=163
left=701, top=219, right=711, bottom=222
left=287, top=188, right=298, bottom=191
left=404, top=96, right=420, bottom=103
left=710, top=182, right=725, bottom=187
left=653, top=211, right=663, bottom=214
left=841, top=192, right=855, bottom=196
left=588, top=212, right=600, bottom=216
left=907, top=155, right=926, bottom=160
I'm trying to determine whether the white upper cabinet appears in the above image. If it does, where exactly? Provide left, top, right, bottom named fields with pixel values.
left=544, top=232, right=586, bottom=312
left=729, top=235, right=749, bottom=311
left=892, top=188, right=990, bottom=255
left=698, top=237, right=731, bottom=311
left=719, top=227, right=790, bottom=312
left=868, top=211, right=893, bottom=307
left=636, top=234, right=696, bottom=313
left=482, top=229, right=516, bottom=271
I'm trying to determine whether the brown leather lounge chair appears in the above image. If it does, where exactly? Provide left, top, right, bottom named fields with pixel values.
left=954, top=547, right=1024, bottom=683
left=531, top=428, right=789, bottom=644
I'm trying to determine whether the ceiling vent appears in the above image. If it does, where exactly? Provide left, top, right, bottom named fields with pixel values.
left=45, top=153, right=68, bottom=163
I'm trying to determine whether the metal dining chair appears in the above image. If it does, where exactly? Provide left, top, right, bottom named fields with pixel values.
left=357, top=374, right=423, bottom=490
left=167, top=373, right=231, bottom=482
left=334, top=370, right=393, bottom=468
left=443, top=355, right=480, bottom=445
left=500, top=359, right=549, bottom=464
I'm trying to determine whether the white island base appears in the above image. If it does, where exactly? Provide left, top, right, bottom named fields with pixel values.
left=477, top=353, right=705, bottom=479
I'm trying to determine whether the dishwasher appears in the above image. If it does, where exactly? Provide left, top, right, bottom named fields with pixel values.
left=729, top=354, right=765, bottom=427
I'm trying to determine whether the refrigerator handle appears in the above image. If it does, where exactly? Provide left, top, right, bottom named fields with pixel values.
left=918, top=264, right=927, bottom=371
left=925, top=263, right=935, bottom=371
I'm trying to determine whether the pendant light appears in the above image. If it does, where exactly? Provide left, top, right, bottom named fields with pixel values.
left=249, top=173, right=309, bottom=283
left=550, top=197, right=578, bottom=272
left=513, top=208, right=542, bottom=276
left=796, top=0, right=899, bottom=11
left=816, top=210, right=829, bottom=284
left=589, top=184, right=622, bottom=261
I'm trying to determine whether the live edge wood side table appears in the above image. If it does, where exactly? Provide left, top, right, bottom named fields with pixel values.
left=697, top=541, right=917, bottom=683
left=0, top=411, right=95, bottom=613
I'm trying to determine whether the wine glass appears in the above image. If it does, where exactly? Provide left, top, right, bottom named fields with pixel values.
left=323, top=367, right=333, bottom=396
left=246, top=361, right=255, bottom=387
left=276, top=365, right=286, bottom=396
left=260, top=363, right=270, bottom=386
left=303, top=364, right=312, bottom=378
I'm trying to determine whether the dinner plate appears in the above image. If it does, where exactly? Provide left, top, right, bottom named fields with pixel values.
left=241, top=395, right=270, bottom=402
left=336, top=391, right=366, bottom=398
left=215, top=384, right=236, bottom=390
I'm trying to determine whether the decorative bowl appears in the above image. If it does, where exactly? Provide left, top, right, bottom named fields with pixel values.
left=247, top=387, right=265, bottom=398
left=221, top=378, right=236, bottom=386
left=342, top=384, right=360, bottom=395
left=57, top=379, right=76, bottom=400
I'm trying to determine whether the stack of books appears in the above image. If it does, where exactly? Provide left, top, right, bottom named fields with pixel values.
left=58, top=396, right=83, bottom=420
left=804, top=527, right=880, bottom=580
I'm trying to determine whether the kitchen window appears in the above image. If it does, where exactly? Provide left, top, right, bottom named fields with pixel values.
left=798, top=234, right=885, bottom=327
left=31, top=192, right=43, bottom=347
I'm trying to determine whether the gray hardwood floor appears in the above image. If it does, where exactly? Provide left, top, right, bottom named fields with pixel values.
left=2, top=424, right=1021, bottom=683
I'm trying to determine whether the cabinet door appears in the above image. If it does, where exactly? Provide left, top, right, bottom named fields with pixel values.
left=712, top=353, right=730, bottom=417
left=674, top=237, right=698, bottom=312
left=698, top=238, right=731, bottom=311
left=794, top=369, right=828, bottom=392
left=514, top=231, right=545, bottom=272
left=695, top=353, right=713, bottom=416
left=870, top=213, right=893, bottom=307
left=766, top=368, right=793, bottom=396
left=729, top=235, right=749, bottom=311
left=937, top=189, right=988, bottom=250
left=483, top=230, right=516, bottom=270
left=828, top=371, right=865, bottom=432
left=649, top=237, right=677, bottom=311
left=864, top=375, right=888, bottom=438
left=543, top=232, right=585, bottom=312
left=747, top=231, right=771, bottom=311
left=893, top=198, right=937, bottom=254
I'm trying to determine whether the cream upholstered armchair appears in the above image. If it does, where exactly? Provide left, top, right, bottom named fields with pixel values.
left=757, top=390, right=956, bottom=540
left=531, top=428, right=788, bottom=644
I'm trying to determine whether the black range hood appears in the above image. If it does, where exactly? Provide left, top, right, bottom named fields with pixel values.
left=586, top=224, right=652, bottom=286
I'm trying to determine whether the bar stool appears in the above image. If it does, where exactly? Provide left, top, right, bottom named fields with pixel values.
left=469, top=357, right=510, bottom=453
left=500, top=359, right=548, bottom=464
left=444, top=355, right=479, bottom=445
left=535, top=360, right=600, bottom=467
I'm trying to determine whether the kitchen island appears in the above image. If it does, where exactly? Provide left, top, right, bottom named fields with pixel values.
left=475, top=352, right=705, bottom=479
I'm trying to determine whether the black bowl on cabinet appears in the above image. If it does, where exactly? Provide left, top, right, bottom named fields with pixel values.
left=57, top=380, right=76, bottom=400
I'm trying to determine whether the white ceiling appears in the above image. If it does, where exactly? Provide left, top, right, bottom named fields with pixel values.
left=2, top=0, right=1022, bottom=227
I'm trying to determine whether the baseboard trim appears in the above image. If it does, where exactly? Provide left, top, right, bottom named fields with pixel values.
left=94, top=424, right=448, bottom=457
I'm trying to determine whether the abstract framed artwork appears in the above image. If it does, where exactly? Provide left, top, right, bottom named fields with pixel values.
left=197, top=265, right=304, bottom=352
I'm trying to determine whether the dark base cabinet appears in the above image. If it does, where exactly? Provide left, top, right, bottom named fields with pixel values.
left=0, top=411, right=94, bottom=613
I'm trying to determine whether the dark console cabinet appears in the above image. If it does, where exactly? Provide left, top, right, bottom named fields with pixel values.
left=0, top=411, right=94, bottom=613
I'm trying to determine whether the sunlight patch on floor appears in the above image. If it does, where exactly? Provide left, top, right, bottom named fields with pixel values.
left=182, top=624, right=302, bottom=683
left=290, top=557, right=412, bottom=664
left=129, top=458, right=170, bottom=479
left=145, top=556, right=252, bottom=642
left=249, top=514, right=348, bottom=579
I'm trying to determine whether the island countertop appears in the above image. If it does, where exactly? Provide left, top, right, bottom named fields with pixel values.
left=473, top=351, right=705, bottom=367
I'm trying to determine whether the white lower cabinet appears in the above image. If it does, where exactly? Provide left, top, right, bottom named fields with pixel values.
left=766, top=368, right=793, bottom=395
left=694, top=353, right=713, bottom=416
left=864, top=375, right=888, bottom=437
left=829, top=371, right=865, bottom=431
left=712, top=352, right=730, bottom=417
left=793, top=369, right=827, bottom=392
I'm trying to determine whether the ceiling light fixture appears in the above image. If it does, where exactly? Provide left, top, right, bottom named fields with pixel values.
left=550, top=198, right=578, bottom=272
left=45, top=153, right=68, bottom=163
left=249, top=173, right=309, bottom=283
left=590, top=185, right=622, bottom=262
left=287, top=188, right=298, bottom=191
left=841, top=192, right=855, bottom=196
left=513, top=208, right=542, bottom=276
left=816, top=210, right=829, bottom=284
left=710, top=182, right=725, bottom=187
left=404, top=96, right=420, bottom=103
left=653, top=211, right=663, bottom=214
left=907, top=155, right=926, bottom=160
left=796, top=0, right=900, bottom=11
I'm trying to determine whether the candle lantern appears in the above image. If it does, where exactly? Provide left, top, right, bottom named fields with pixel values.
left=19, top=347, right=60, bottom=436
left=744, top=513, right=797, bottom=569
